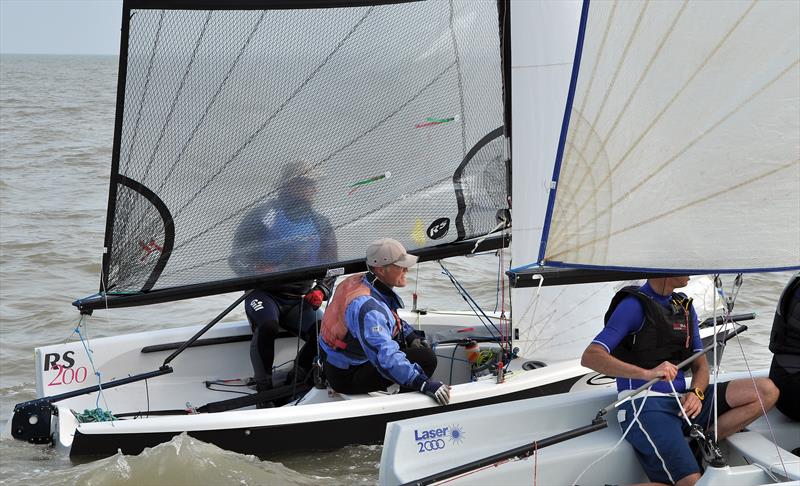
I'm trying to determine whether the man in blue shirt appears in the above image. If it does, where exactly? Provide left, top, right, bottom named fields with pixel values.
left=319, top=238, right=449, bottom=405
left=230, top=163, right=337, bottom=400
left=582, top=276, right=779, bottom=486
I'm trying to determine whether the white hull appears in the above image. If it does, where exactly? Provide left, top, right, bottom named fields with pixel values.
left=7, top=310, right=598, bottom=458
left=6, top=278, right=727, bottom=459
left=379, top=370, right=800, bottom=485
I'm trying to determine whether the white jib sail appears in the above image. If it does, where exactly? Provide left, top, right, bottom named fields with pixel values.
left=540, top=0, right=800, bottom=272
left=509, top=0, right=621, bottom=362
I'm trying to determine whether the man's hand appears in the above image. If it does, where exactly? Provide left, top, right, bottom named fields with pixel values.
left=408, top=337, right=430, bottom=349
left=303, top=289, right=324, bottom=310
left=420, top=380, right=450, bottom=405
left=649, top=361, right=678, bottom=382
left=680, top=391, right=703, bottom=419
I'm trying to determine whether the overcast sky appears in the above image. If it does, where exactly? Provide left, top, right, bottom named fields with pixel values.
left=0, top=0, right=123, bottom=55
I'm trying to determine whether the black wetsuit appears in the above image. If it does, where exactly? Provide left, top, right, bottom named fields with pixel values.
left=769, top=273, right=800, bottom=421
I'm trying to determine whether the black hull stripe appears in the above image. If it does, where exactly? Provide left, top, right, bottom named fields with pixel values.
left=69, top=375, right=580, bottom=459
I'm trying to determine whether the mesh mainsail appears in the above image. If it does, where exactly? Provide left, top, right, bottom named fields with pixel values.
left=535, top=0, right=800, bottom=272
left=103, top=1, right=507, bottom=297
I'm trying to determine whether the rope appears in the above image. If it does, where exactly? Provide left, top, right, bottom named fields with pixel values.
left=438, top=261, right=504, bottom=343
left=291, top=297, right=305, bottom=399
left=571, top=389, right=655, bottom=485
left=712, top=274, right=787, bottom=478
left=413, top=262, right=421, bottom=327
left=72, top=316, right=112, bottom=417
left=75, top=408, right=117, bottom=423
left=729, top=319, right=788, bottom=478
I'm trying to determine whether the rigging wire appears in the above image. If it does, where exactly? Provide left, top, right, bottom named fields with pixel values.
left=438, top=261, right=503, bottom=343
left=571, top=389, right=656, bottom=486
left=714, top=274, right=788, bottom=479
left=291, top=297, right=305, bottom=400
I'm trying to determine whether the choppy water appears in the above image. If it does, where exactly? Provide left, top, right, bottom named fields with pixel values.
left=0, top=54, right=793, bottom=485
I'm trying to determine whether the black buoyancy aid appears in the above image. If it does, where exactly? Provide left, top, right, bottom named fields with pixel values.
left=604, top=286, right=696, bottom=370
left=769, top=274, right=800, bottom=355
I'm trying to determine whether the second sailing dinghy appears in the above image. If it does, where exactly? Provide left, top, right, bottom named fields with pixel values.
left=379, top=0, right=800, bottom=484
left=4, top=0, right=733, bottom=460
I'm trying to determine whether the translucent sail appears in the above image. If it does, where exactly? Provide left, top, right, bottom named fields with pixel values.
left=537, top=0, right=800, bottom=272
left=509, top=0, right=618, bottom=358
left=101, top=1, right=507, bottom=299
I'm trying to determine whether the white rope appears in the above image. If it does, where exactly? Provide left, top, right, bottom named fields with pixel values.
left=668, top=381, right=694, bottom=427
left=470, top=219, right=506, bottom=254
left=730, top=326, right=788, bottom=478
left=715, top=274, right=786, bottom=478
left=750, top=462, right=782, bottom=483
left=571, top=389, right=656, bottom=486
left=634, top=394, right=676, bottom=485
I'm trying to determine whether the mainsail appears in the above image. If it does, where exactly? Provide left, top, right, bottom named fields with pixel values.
left=514, top=0, right=800, bottom=275
left=85, top=0, right=509, bottom=309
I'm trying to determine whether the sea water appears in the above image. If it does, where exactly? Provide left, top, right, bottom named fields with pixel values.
left=0, top=54, right=793, bottom=485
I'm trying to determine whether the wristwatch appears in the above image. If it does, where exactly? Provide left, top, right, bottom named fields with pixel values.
left=692, top=387, right=705, bottom=401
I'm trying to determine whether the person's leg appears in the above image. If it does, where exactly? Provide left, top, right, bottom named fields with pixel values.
left=345, top=363, right=393, bottom=393
left=618, top=397, right=701, bottom=485
left=403, top=346, right=438, bottom=378
left=246, top=291, right=282, bottom=391
left=278, top=299, right=321, bottom=378
left=770, top=357, right=800, bottom=421
left=716, top=376, right=779, bottom=440
left=324, top=361, right=392, bottom=394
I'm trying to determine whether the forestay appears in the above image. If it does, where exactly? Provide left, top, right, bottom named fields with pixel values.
left=97, top=0, right=508, bottom=306
left=524, top=0, right=800, bottom=274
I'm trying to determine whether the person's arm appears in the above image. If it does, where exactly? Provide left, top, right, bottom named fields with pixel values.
left=581, top=344, right=678, bottom=382
left=581, top=295, right=678, bottom=383
left=347, top=297, right=427, bottom=388
left=680, top=306, right=708, bottom=417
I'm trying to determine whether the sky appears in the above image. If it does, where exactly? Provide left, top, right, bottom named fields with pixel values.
left=0, top=0, right=122, bottom=55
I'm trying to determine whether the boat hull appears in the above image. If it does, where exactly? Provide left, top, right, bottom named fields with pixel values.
left=67, top=374, right=580, bottom=459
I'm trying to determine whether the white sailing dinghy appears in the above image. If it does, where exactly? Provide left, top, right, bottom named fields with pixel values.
left=379, top=0, right=800, bottom=484
left=6, top=0, right=733, bottom=461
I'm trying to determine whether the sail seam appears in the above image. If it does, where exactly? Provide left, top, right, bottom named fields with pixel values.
left=547, top=158, right=799, bottom=261
left=169, top=8, right=376, bottom=221
left=552, top=57, right=800, bottom=257
left=555, top=0, right=758, bottom=234
left=447, top=0, right=467, bottom=157
left=536, top=0, right=591, bottom=265
left=154, top=11, right=267, bottom=198
left=143, top=12, right=212, bottom=188
left=170, top=60, right=460, bottom=254
left=550, top=0, right=689, bottom=248
left=116, top=11, right=166, bottom=262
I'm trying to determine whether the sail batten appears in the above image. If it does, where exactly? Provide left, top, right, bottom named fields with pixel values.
left=529, top=0, right=800, bottom=273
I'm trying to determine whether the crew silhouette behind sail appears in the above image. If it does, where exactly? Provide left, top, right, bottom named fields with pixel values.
left=229, top=162, right=337, bottom=405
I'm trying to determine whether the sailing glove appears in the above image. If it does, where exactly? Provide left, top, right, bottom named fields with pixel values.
left=406, top=331, right=429, bottom=349
left=407, top=337, right=430, bottom=349
left=303, top=289, right=324, bottom=310
left=420, top=380, right=450, bottom=406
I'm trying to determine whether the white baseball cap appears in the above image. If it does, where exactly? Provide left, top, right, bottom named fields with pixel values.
left=366, top=238, right=418, bottom=268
